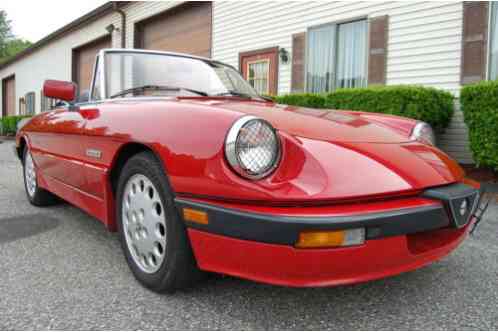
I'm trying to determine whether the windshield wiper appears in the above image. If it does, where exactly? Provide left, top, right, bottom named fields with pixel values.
left=214, top=90, right=256, bottom=99
left=110, top=85, right=208, bottom=99
left=214, top=90, right=271, bottom=102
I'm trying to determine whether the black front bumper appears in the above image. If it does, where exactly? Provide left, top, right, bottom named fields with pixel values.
left=175, top=183, right=482, bottom=246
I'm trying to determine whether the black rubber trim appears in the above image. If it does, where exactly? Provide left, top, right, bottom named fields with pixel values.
left=422, top=183, right=481, bottom=228
left=174, top=198, right=450, bottom=245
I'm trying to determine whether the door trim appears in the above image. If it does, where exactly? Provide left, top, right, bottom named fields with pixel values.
left=239, top=46, right=279, bottom=95
left=2, top=74, right=15, bottom=117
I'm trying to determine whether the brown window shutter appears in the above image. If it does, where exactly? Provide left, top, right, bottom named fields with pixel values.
left=368, top=15, right=389, bottom=86
left=461, top=1, right=489, bottom=85
left=291, top=32, right=306, bottom=93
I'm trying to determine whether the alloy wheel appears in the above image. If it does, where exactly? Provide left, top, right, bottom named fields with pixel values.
left=24, top=151, right=37, bottom=198
left=122, top=174, right=167, bottom=274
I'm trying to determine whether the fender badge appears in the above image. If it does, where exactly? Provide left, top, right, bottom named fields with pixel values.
left=86, top=149, right=102, bottom=159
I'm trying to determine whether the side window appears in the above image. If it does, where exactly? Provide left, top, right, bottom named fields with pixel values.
left=306, top=19, right=367, bottom=93
left=40, top=92, right=58, bottom=112
left=91, top=57, right=102, bottom=101
left=25, top=92, right=36, bottom=115
left=41, top=94, right=57, bottom=112
left=40, top=90, right=45, bottom=111
left=19, top=97, right=25, bottom=115
left=247, top=60, right=270, bottom=95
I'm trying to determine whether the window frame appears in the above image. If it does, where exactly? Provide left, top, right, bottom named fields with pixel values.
left=18, top=97, right=25, bottom=115
left=89, top=49, right=247, bottom=102
left=25, top=91, right=35, bottom=115
left=89, top=52, right=106, bottom=102
left=246, top=59, right=270, bottom=95
left=305, top=17, right=369, bottom=93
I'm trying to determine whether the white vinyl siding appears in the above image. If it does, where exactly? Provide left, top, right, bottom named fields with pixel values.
left=213, top=1, right=463, bottom=96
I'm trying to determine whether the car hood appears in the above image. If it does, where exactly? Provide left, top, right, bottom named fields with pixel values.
left=90, top=98, right=463, bottom=202
left=181, top=98, right=412, bottom=144
left=171, top=98, right=463, bottom=201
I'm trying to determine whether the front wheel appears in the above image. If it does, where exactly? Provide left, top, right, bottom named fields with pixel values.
left=23, top=147, right=58, bottom=206
left=116, top=152, right=203, bottom=293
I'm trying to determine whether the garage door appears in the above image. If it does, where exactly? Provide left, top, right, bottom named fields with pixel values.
left=2, top=75, right=15, bottom=116
left=135, top=2, right=212, bottom=58
left=73, top=36, right=111, bottom=94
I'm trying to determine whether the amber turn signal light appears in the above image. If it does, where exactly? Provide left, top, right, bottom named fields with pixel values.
left=183, top=208, right=209, bottom=225
left=295, top=228, right=365, bottom=248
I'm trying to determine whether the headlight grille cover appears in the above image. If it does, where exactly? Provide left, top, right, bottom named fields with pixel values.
left=225, top=116, right=280, bottom=179
left=410, top=122, right=436, bottom=145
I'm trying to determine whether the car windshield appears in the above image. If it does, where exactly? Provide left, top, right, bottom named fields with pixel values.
left=104, top=51, right=261, bottom=99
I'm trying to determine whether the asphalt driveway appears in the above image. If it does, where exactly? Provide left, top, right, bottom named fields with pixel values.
left=0, top=140, right=497, bottom=330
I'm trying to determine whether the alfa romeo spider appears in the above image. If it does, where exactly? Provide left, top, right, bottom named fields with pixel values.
left=15, top=49, right=486, bottom=292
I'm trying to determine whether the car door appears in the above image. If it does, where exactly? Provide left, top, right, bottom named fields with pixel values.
left=76, top=54, right=120, bottom=200
left=77, top=104, right=114, bottom=200
left=29, top=106, right=88, bottom=191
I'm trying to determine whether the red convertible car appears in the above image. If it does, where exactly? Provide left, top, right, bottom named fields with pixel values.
left=15, top=49, right=485, bottom=292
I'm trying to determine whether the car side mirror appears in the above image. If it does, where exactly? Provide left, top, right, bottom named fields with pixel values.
left=43, top=80, right=77, bottom=102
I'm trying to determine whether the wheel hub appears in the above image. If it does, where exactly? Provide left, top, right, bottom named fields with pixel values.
left=25, top=152, right=37, bottom=197
left=122, top=174, right=167, bottom=274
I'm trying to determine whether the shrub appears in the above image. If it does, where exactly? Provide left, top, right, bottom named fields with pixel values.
left=272, top=85, right=454, bottom=131
left=272, top=93, right=327, bottom=109
left=0, top=115, right=31, bottom=136
left=461, top=81, right=498, bottom=170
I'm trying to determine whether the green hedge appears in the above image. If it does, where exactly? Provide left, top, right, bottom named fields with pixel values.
left=0, top=115, right=31, bottom=136
left=273, top=85, right=454, bottom=131
left=461, top=81, right=498, bottom=170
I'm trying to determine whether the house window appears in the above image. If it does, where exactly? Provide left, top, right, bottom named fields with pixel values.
left=40, top=90, right=46, bottom=112
left=247, top=60, right=270, bottom=94
left=19, top=97, right=25, bottom=115
left=41, top=90, right=57, bottom=112
left=306, top=19, right=368, bottom=93
left=25, top=92, right=35, bottom=115
left=489, top=2, right=498, bottom=79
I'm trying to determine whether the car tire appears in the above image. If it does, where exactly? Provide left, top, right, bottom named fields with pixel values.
left=23, top=146, right=58, bottom=206
left=116, top=151, right=204, bottom=293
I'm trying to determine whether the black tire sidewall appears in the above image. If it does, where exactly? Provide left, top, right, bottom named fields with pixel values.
left=116, top=152, right=193, bottom=292
left=22, top=147, right=58, bottom=206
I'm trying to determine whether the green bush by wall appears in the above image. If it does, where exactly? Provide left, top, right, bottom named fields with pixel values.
left=461, top=81, right=498, bottom=170
left=272, top=85, right=454, bottom=131
left=0, top=115, right=31, bottom=136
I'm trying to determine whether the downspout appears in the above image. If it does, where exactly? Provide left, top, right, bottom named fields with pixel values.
left=113, top=3, right=126, bottom=48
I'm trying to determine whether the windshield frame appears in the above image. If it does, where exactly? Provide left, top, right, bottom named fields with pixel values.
left=89, top=48, right=258, bottom=102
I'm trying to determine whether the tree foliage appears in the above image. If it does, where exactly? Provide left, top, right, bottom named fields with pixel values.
left=0, top=10, right=32, bottom=64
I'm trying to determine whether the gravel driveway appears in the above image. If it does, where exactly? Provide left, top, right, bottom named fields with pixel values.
left=0, top=140, right=497, bottom=330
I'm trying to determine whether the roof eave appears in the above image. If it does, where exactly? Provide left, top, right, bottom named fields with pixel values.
left=0, top=1, right=129, bottom=71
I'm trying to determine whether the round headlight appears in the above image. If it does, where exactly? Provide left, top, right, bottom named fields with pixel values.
left=410, top=122, right=436, bottom=145
left=225, top=116, right=281, bottom=179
